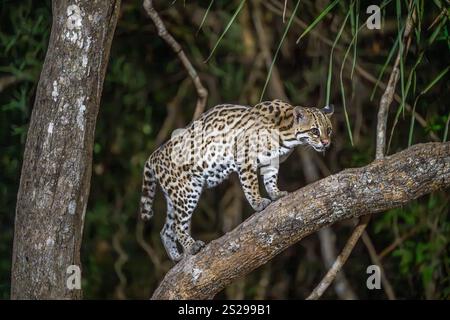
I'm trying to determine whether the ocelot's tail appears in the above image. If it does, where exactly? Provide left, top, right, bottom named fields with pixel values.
left=140, top=161, right=156, bottom=221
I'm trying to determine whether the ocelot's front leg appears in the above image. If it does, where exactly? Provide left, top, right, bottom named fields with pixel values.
left=237, top=163, right=271, bottom=211
left=261, top=165, right=288, bottom=201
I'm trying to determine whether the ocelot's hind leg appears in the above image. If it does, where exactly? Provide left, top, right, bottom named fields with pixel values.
left=160, top=201, right=182, bottom=262
left=170, top=179, right=205, bottom=257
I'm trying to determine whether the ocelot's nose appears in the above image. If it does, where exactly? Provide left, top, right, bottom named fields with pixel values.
left=321, top=138, right=330, bottom=147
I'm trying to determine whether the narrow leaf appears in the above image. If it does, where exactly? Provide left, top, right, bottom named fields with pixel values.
left=326, top=8, right=351, bottom=106
left=197, top=0, right=215, bottom=35
left=295, top=0, right=339, bottom=44
left=260, top=0, right=301, bottom=102
left=205, top=0, right=246, bottom=63
left=408, top=66, right=449, bottom=146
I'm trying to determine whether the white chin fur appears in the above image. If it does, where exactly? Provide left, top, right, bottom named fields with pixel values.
left=313, top=145, right=325, bottom=151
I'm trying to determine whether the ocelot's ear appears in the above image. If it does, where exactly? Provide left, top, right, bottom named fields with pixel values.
left=321, top=104, right=334, bottom=117
left=293, top=106, right=308, bottom=124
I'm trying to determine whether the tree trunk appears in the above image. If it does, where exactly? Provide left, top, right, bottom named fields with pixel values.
left=152, top=142, right=450, bottom=299
left=11, top=0, right=121, bottom=299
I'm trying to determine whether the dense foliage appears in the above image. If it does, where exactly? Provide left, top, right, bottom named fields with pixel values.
left=1, top=0, right=449, bottom=299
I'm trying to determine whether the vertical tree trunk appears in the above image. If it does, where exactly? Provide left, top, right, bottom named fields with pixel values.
left=11, top=0, right=121, bottom=299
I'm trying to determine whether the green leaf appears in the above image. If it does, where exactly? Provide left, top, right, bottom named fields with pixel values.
left=387, top=51, right=424, bottom=153
left=350, top=0, right=359, bottom=79
left=420, top=66, right=449, bottom=95
left=259, top=0, right=301, bottom=102
left=326, top=7, right=351, bottom=106
left=408, top=66, right=449, bottom=146
left=196, top=0, right=215, bottom=35
left=443, top=113, right=450, bottom=142
left=205, top=0, right=246, bottom=62
left=295, top=0, right=340, bottom=44
left=339, top=2, right=357, bottom=146
left=370, top=39, right=400, bottom=101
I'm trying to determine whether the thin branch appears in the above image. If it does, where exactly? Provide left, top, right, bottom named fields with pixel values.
left=136, top=219, right=164, bottom=277
left=376, top=10, right=414, bottom=158
left=306, top=4, right=415, bottom=299
left=317, top=227, right=357, bottom=299
left=361, top=231, right=396, bottom=300
left=379, top=226, right=419, bottom=260
left=112, top=198, right=129, bottom=300
left=143, top=0, right=208, bottom=120
left=306, top=217, right=368, bottom=300
left=282, top=0, right=287, bottom=23
left=112, top=227, right=128, bottom=299
left=152, top=142, right=450, bottom=299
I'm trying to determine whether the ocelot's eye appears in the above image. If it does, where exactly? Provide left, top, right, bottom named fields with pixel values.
left=311, top=128, right=320, bottom=136
left=327, top=128, right=332, bottom=135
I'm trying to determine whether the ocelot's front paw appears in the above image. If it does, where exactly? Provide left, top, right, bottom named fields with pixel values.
left=269, top=190, right=288, bottom=201
left=188, top=240, right=206, bottom=255
left=252, top=198, right=271, bottom=212
left=171, top=251, right=183, bottom=263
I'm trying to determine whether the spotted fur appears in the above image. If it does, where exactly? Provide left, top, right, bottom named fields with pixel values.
left=140, top=99, right=333, bottom=262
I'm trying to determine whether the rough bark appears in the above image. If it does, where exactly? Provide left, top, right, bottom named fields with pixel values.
left=11, top=0, right=121, bottom=299
left=152, top=142, right=450, bottom=299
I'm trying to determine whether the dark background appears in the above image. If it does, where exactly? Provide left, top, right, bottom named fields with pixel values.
left=0, top=0, right=449, bottom=299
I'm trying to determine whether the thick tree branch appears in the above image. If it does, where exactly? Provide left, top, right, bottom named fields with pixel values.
left=152, top=142, right=450, bottom=299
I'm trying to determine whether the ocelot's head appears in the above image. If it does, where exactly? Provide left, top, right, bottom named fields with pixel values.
left=293, top=105, right=334, bottom=152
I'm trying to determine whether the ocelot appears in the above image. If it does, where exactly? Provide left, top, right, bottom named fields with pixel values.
left=140, top=99, right=333, bottom=262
